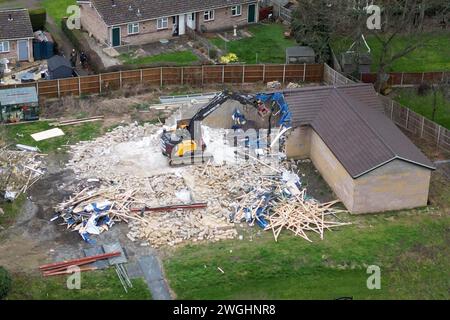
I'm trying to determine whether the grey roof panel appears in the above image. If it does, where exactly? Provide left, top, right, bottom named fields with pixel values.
left=0, top=86, right=38, bottom=106
left=89, top=0, right=255, bottom=26
left=0, top=9, right=34, bottom=40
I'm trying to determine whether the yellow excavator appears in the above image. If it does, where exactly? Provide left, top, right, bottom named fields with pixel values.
left=159, top=90, right=258, bottom=166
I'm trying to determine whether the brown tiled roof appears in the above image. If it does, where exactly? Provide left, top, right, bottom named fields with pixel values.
left=86, top=0, right=255, bottom=26
left=0, top=9, right=33, bottom=40
left=283, top=84, right=435, bottom=178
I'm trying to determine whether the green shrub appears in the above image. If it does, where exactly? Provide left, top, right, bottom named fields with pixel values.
left=29, top=8, right=47, bottom=31
left=0, top=266, right=12, bottom=299
left=209, top=48, right=218, bottom=60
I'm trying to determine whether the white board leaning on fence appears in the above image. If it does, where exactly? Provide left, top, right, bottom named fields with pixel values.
left=31, top=128, right=65, bottom=141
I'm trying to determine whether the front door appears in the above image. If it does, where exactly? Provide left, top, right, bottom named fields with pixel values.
left=248, top=4, right=256, bottom=23
left=112, top=27, right=121, bottom=47
left=18, top=40, right=29, bottom=61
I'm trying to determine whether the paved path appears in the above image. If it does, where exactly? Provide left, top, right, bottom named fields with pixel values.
left=127, top=253, right=172, bottom=300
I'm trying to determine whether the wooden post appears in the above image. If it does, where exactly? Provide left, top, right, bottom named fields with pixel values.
left=119, top=70, right=123, bottom=88
left=57, top=79, right=61, bottom=98
left=160, top=67, right=163, bottom=87
left=420, top=117, right=425, bottom=138
left=140, top=69, right=143, bottom=84
left=437, top=126, right=441, bottom=146
left=78, top=77, right=81, bottom=96
left=201, top=65, right=204, bottom=86
left=242, top=65, right=245, bottom=84
left=405, top=108, right=410, bottom=129
left=282, top=64, right=286, bottom=84
left=262, top=64, right=266, bottom=83
left=181, top=67, right=184, bottom=85
left=442, top=72, right=445, bottom=82
left=400, top=72, right=404, bottom=86
left=390, top=100, right=394, bottom=120
left=303, top=63, right=306, bottom=82
left=421, top=72, right=425, bottom=83
left=99, top=74, right=102, bottom=94
left=222, top=65, right=225, bottom=83
left=36, top=82, right=39, bottom=97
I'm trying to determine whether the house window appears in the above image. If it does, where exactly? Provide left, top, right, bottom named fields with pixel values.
left=128, top=23, right=139, bottom=34
left=204, top=10, right=214, bottom=21
left=157, top=17, right=168, bottom=30
left=231, top=5, right=242, bottom=16
left=0, top=41, right=9, bottom=53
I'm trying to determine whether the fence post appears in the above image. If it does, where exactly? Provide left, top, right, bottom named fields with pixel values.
left=78, top=77, right=81, bottom=96
left=437, top=126, right=441, bottom=146
left=303, top=63, right=306, bottom=82
left=57, top=79, right=61, bottom=98
left=36, top=82, right=39, bottom=97
left=282, top=64, right=286, bottom=84
left=242, top=65, right=245, bottom=84
left=390, top=100, right=394, bottom=120
left=99, top=74, right=102, bottom=94
left=442, top=72, right=445, bottom=82
left=405, top=108, right=410, bottom=129
left=421, top=72, right=425, bottom=83
left=222, top=65, right=225, bottom=83
left=401, top=72, right=404, bottom=86
left=420, top=117, right=425, bottom=138
left=140, top=69, right=143, bottom=84
left=119, top=70, right=123, bottom=88
left=262, top=64, right=266, bottom=83
left=160, top=67, right=163, bottom=87
left=201, top=65, right=204, bottom=86
left=181, top=67, right=184, bottom=85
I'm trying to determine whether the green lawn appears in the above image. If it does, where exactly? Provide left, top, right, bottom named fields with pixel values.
left=332, top=32, right=450, bottom=72
left=211, top=24, right=296, bottom=64
left=0, top=195, right=26, bottom=228
left=41, top=0, right=76, bottom=22
left=164, top=210, right=450, bottom=300
left=7, top=268, right=151, bottom=300
left=120, top=51, right=199, bottom=66
left=4, top=121, right=103, bottom=153
left=393, top=88, right=450, bottom=129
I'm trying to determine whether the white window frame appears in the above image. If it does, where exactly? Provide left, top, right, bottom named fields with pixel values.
left=231, top=5, right=242, bottom=17
left=0, top=41, right=10, bottom=53
left=128, top=23, right=139, bottom=35
left=204, top=10, right=215, bottom=22
left=157, top=17, right=168, bottom=30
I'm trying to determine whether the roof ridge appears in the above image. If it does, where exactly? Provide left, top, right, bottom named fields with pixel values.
left=334, top=88, right=398, bottom=158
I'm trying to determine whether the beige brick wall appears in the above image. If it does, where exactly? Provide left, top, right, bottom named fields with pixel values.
left=200, top=3, right=258, bottom=32
left=118, top=19, right=174, bottom=46
left=309, top=130, right=356, bottom=211
left=353, top=159, right=431, bottom=213
left=0, top=39, right=33, bottom=63
left=80, top=3, right=109, bottom=44
left=286, top=126, right=311, bottom=159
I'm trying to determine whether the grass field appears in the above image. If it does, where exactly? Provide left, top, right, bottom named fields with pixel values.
left=392, top=87, right=450, bottom=129
left=120, top=50, right=199, bottom=66
left=211, top=24, right=296, bottom=64
left=7, top=269, right=151, bottom=300
left=165, top=210, right=449, bottom=300
left=4, top=121, right=103, bottom=153
left=332, top=32, right=450, bottom=72
left=41, top=0, right=76, bottom=22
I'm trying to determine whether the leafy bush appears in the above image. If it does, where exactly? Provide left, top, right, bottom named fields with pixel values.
left=209, top=48, right=218, bottom=60
left=29, top=8, right=47, bottom=31
left=0, top=266, right=12, bottom=299
left=417, top=83, right=431, bottom=96
left=219, top=53, right=239, bottom=64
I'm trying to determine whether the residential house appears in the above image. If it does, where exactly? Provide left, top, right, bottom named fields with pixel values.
left=0, top=9, right=34, bottom=63
left=77, top=0, right=259, bottom=47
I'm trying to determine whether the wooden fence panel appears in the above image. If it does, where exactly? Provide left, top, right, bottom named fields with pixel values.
left=37, top=80, right=58, bottom=99
left=223, top=65, right=243, bottom=83
left=204, top=65, right=223, bottom=84
left=264, top=65, right=284, bottom=83
left=243, top=65, right=264, bottom=83
left=182, top=66, right=203, bottom=85
left=121, top=70, right=141, bottom=86
left=162, top=67, right=182, bottom=85
left=361, top=71, right=450, bottom=86
left=59, top=78, right=80, bottom=97
left=80, top=75, right=100, bottom=95
left=142, top=68, right=162, bottom=86
left=100, top=72, right=121, bottom=91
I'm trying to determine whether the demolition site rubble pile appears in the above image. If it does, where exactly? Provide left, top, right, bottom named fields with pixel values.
left=55, top=122, right=349, bottom=247
left=0, top=146, right=46, bottom=201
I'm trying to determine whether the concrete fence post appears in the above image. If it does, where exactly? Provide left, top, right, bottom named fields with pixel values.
left=140, top=69, right=143, bottom=84
left=262, top=64, right=266, bottom=83
left=78, top=77, right=81, bottom=96
left=437, top=126, right=441, bottom=146
left=401, top=72, right=404, bottom=86
left=442, top=72, right=445, bottom=82
left=242, top=65, right=245, bottom=84
left=119, top=70, right=123, bottom=88
left=201, top=65, right=204, bottom=86
left=282, top=64, right=286, bottom=84
left=181, top=67, right=184, bottom=85
left=160, top=67, right=163, bottom=87
left=421, top=72, right=425, bottom=83
left=99, top=74, right=102, bottom=93
left=57, top=79, right=61, bottom=98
